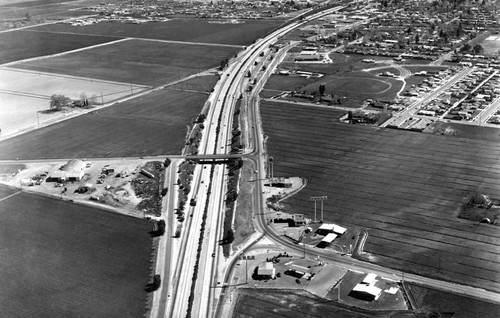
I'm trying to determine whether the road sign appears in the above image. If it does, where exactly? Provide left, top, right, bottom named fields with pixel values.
left=309, top=196, right=327, bottom=222
left=310, top=196, right=327, bottom=201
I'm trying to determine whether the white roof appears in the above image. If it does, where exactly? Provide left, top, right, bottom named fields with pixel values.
left=333, top=224, right=347, bottom=235
left=353, top=283, right=382, bottom=297
left=321, top=233, right=337, bottom=243
left=319, top=223, right=347, bottom=235
left=258, top=262, right=275, bottom=276
left=319, top=224, right=335, bottom=231
left=363, top=273, right=377, bottom=285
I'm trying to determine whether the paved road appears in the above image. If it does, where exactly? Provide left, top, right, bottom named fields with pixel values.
left=381, top=68, right=473, bottom=127
left=214, top=15, right=500, bottom=318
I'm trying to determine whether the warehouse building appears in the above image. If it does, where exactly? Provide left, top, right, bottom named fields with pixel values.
left=351, top=283, right=382, bottom=301
left=350, top=273, right=382, bottom=301
left=48, top=159, right=86, bottom=182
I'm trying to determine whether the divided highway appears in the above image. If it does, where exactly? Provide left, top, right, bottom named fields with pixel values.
left=161, top=5, right=347, bottom=318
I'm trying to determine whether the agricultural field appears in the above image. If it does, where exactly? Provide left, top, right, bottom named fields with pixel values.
left=0, top=67, right=149, bottom=137
left=0, top=0, right=79, bottom=6
left=232, top=288, right=412, bottom=318
left=0, top=29, right=119, bottom=64
left=261, top=100, right=500, bottom=293
left=406, top=283, right=500, bottom=318
left=0, top=184, right=153, bottom=317
left=13, top=39, right=240, bottom=86
left=0, top=66, right=150, bottom=134
left=0, top=89, right=208, bottom=159
left=32, top=18, right=285, bottom=45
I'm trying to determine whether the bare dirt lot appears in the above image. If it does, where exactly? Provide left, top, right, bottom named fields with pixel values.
left=0, top=183, right=153, bottom=318
left=0, top=159, right=159, bottom=218
left=261, top=100, right=500, bottom=293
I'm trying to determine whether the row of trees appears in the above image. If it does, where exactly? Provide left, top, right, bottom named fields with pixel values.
left=49, top=93, right=96, bottom=111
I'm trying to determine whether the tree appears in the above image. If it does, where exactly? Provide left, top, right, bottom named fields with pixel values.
left=473, top=44, right=484, bottom=54
left=164, top=158, right=171, bottom=168
left=152, top=275, right=161, bottom=290
left=25, top=12, right=32, bottom=22
left=49, top=94, right=71, bottom=111
left=156, top=220, right=166, bottom=236
left=79, top=92, right=89, bottom=107
left=461, top=43, right=471, bottom=52
left=319, top=84, right=326, bottom=96
left=219, top=59, right=228, bottom=70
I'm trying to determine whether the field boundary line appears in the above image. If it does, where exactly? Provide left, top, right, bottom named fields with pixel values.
left=131, top=37, right=246, bottom=49
left=0, top=37, right=131, bottom=68
left=1, top=66, right=151, bottom=89
left=0, top=190, right=20, bottom=202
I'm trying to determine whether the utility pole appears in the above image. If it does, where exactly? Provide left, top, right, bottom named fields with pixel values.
left=338, top=279, right=341, bottom=301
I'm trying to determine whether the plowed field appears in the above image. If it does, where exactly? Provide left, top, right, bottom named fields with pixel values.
left=261, top=100, right=500, bottom=292
left=0, top=184, right=153, bottom=317
left=0, top=89, right=208, bottom=159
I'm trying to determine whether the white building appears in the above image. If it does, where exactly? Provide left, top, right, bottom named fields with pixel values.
left=48, top=159, right=86, bottom=182
left=257, top=262, right=276, bottom=279
left=317, top=223, right=347, bottom=236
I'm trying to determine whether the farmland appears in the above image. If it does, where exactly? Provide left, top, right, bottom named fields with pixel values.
left=261, top=100, right=500, bottom=293
left=0, top=67, right=150, bottom=137
left=232, top=288, right=411, bottom=318
left=0, top=30, right=119, bottom=64
left=12, top=39, right=240, bottom=86
left=0, top=89, right=208, bottom=159
left=0, top=184, right=153, bottom=317
left=32, top=18, right=285, bottom=45
left=406, top=283, right=500, bottom=318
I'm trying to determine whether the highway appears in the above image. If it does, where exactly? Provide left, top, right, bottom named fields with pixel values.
left=212, top=9, right=500, bottom=318
left=155, top=4, right=500, bottom=318
left=163, top=4, right=349, bottom=318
